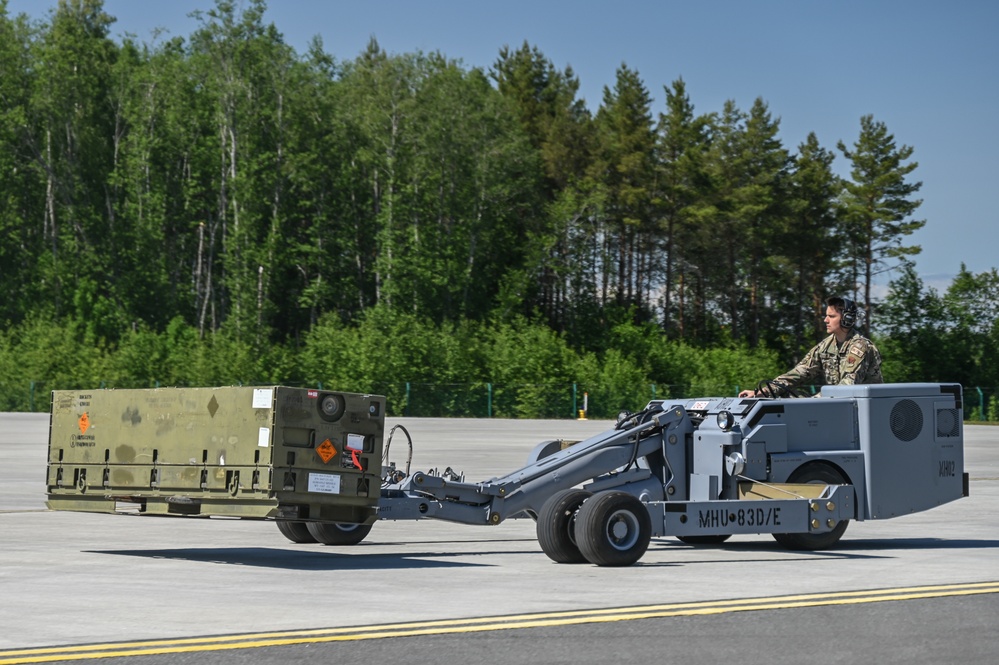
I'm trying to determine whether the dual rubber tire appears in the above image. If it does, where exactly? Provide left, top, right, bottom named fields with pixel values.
left=536, top=489, right=591, bottom=563
left=276, top=520, right=316, bottom=543
left=537, top=489, right=652, bottom=567
left=276, top=520, right=373, bottom=546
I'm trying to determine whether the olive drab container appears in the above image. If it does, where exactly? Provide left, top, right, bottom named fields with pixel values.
left=46, top=387, right=385, bottom=524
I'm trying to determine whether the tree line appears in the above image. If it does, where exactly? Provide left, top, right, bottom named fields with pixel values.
left=2, top=0, right=997, bottom=417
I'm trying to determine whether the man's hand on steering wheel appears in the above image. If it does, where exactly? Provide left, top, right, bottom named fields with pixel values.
left=740, top=380, right=805, bottom=399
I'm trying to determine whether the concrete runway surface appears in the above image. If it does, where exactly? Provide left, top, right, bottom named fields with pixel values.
left=1, top=412, right=997, bottom=664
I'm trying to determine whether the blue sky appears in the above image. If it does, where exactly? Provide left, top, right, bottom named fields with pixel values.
left=8, top=0, right=997, bottom=293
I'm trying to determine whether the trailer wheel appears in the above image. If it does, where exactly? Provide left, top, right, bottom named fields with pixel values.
left=276, top=520, right=318, bottom=544
left=773, top=464, right=850, bottom=551
left=537, top=489, right=592, bottom=563
left=307, top=521, right=373, bottom=546
left=677, top=534, right=731, bottom=546
left=576, top=491, right=652, bottom=567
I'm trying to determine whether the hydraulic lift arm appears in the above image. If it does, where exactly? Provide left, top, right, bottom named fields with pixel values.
left=376, top=406, right=692, bottom=525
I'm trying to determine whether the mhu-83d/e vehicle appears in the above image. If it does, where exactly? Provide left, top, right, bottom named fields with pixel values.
left=46, top=383, right=967, bottom=566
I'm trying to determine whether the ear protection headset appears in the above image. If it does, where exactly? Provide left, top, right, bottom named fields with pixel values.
left=827, top=296, right=858, bottom=329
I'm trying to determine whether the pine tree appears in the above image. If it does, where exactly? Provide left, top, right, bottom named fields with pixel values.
left=592, top=64, right=656, bottom=315
left=837, top=114, right=924, bottom=328
left=491, top=41, right=590, bottom=193
left=738, top=98, right=791, bottom=347
left=783, top=133, right=842, bottom=353
left=490, top=42, right=595, bottom=330
left=654, top=79, right=711, bottom=339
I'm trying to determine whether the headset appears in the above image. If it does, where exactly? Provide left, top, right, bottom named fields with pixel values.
left=827, top=296, right=858, bottom=329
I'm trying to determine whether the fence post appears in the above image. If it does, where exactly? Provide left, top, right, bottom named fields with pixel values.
left=977, top=387, right=985, bottom=421
left=405, top=382, right=411, bottom=417
left=30, top=381, right=35, bottom=412
left=487, top=383, right=492, bottom=418
left=572, top=383, right=577, bottom=419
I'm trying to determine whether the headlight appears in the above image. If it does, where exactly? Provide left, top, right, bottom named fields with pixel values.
left=716, top=410, right=734, bottom=431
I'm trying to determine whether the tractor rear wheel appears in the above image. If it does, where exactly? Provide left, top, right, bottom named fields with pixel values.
left=772, top=464, right=850, bottom=551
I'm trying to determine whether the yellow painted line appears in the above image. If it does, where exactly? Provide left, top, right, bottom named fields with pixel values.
left=2, top=581, right=998, bottom=664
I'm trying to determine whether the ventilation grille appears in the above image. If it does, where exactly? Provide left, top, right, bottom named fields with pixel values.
left=890, top=399, right=923, bottom=442
left=936, top=408, right=960, bottom=438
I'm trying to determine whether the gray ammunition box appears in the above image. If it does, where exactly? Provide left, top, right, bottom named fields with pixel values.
left=46, top=387, right=385, bottom=524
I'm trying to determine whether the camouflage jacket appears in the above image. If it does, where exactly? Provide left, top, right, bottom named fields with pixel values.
left=773, top=330, right=883, bottom=393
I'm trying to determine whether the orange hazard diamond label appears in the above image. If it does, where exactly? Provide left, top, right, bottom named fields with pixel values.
left=78, top=412, right=90, bottom=435
left=316, top=439, right=337, bottom=464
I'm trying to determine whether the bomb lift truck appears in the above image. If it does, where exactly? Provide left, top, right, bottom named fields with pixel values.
left=46, top=383, right=967, bottom=566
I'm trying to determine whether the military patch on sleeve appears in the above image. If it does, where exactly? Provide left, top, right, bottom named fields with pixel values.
left=847, top=354, right=858, bottom=365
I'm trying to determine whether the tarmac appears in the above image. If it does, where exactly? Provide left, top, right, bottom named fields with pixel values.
left=1, top=412, right=997, bottom=659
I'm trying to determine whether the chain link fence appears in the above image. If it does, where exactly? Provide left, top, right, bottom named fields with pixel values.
left=4, top=380, right=997, bottom=421
left=3, top=380, right=727, bottom=418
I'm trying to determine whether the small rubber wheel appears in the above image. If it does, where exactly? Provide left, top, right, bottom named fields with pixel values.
left=537, top=489, right=592, bottom=563
left=276, top=520, right=318, bottom=543
left=306, top=521, right=373, bottom=546
left=677, top=534, right=731, bottom=546
left=576, top=491, right=652, bottom=567
left=773, top=464, right=850, bottom=551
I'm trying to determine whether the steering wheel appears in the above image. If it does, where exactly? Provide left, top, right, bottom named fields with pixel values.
left=755, top=379, right=809, bottom=399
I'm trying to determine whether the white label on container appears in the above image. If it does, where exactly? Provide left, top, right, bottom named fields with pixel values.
left=252, top=388, right=273, bottom=409
left=346, top=433, right=365, bottom=451
left=308, top=473, right=342, bottom=495
left=258, top=427, right=269, bottom=447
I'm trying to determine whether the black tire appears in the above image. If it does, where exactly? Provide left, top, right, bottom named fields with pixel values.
left=276, top=520, right=318, bottom=544
left=677, top=534, right=731, bottom=546
left=772, top=464, right=850, bottom=551
left=536, top=489, right=592, bottom=563
left=306, top=521, right=373, bottom=546
left=575, top=491, right=652, bottom=567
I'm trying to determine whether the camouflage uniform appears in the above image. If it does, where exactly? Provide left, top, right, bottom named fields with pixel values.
left=772, top=329, right=883, bottom=394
